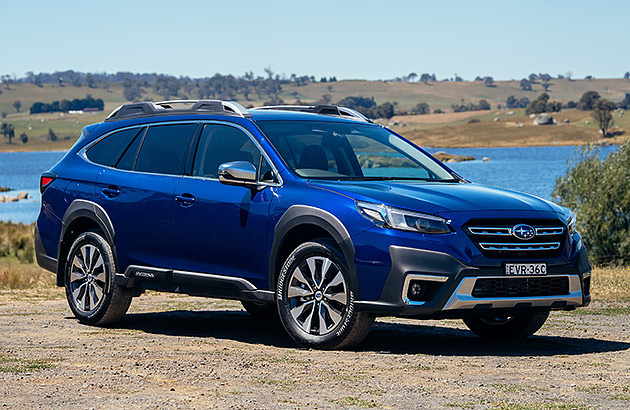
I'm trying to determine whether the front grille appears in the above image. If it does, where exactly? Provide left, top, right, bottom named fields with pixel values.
left=472, top=277, right=570, bottom=298
left=465, top=219, right=566, bottom=258
left=479, top=242, right=560, bottom=251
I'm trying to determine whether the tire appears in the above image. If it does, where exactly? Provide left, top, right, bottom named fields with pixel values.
left=463, top=311, right=550, bottom=340
left=64, top=231, right=132, bottom=325
left=276, top=240, right=374, bottom=350
left=241, top=300, right=278, bottom=320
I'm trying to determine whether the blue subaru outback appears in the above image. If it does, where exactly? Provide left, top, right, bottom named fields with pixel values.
left=35, top=101, right=591, bottom=349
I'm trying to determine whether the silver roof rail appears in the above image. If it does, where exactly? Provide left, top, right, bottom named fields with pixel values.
left=251, top=104, right=372, bottom=123
left=105, top=100, right=251, bottom=121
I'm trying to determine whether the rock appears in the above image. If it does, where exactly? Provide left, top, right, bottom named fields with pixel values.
left=529, top=113, right=536, bottom=118
left=585, top=120, right=590, bottom=125
left=482, top=157, right=491, bottom=162
left=564, top=119, right=570, bottom=123
left=433, top=152, right=475, bottom=163
left=0, top=187, right=10, bottom=193
left=16, top=191, right=28, bottom=200
left=8, top=197, right=18, bottom=202
left=533, top=113, right=554, bottom=125
left=516, top=123, right=524, bottom=128
left=507, top=111, right=514, bottom=115
left=494, top=117, right=500, bottom=122
left=0, top=196, right=5, bottom=203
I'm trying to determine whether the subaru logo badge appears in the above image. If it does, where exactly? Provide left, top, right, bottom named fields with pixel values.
left=512, top=224, right=535, bottom=240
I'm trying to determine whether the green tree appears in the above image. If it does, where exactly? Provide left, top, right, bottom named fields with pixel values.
left=591, top=99, right=615, bottom=137
left=1, top=123, right=15, bottom=144
left=410, top=102, right=430, bottom=115
left=577, top=91, right=600, bottom=111
left=519, top=78, right=532, bottom=91
left=375, top=102, right=394, bottom=119
left=553, top=140, right=630, bottom=264
left=123, top=78, right=144, bottom=101
left=483, top=76, right=495, bottom=87
left=20, top=132, right=28, bottom=144
left=526, top=93, right=561, bottom=115
left=12, top=100, right=21, bottom=113
left=47, top=128, right=57, bottom=142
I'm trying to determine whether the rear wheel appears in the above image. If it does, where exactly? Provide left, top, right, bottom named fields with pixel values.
left=276, top=240, right=374, bottom=350
left=463, top=311, right=550, bottom=340
left=65, top=231, right=132, bottom=325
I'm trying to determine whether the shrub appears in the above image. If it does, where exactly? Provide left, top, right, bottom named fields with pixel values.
left=0, top=222, right=34, bottom=263
left=552, top=140, right=630, bottom=265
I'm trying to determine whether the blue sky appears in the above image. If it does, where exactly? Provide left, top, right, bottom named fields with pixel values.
left=4, top=0, right=629, bottom=80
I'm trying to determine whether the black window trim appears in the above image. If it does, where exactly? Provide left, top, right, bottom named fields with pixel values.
left=80, top=120, right=282, bottom=185
left=79, top=120, right=201, bottom=178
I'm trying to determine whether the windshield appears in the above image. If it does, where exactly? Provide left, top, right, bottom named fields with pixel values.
left=256, top=120, right=455, bottom=181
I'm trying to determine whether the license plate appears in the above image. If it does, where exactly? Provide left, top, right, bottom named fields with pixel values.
left=504, top=263, right=547, bottom=275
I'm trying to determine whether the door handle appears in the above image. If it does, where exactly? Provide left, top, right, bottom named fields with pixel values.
left=102, top=186, right=120, bottom=198
left=175, top=193, right=195, bottom=207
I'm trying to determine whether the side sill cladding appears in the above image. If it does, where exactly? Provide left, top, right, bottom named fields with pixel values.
left=57, top=200, right=117, bottom=286
left=268, top=205, right=358, bottom=297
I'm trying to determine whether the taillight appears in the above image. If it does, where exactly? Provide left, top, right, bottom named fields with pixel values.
left=40, top=172, right=57, bottom=193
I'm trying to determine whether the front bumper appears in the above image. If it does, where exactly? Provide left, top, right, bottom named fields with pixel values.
left=355, top=245, right=591, bottom=318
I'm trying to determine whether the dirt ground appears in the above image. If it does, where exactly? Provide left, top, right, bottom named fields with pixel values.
left=0, top=289, right=628, bottom=409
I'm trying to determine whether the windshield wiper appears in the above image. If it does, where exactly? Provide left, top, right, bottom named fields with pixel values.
left=338, top=176, right=460, bottom=182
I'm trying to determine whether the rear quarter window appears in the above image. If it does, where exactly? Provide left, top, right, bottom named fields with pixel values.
left=86, top=128, right=142, bottom=167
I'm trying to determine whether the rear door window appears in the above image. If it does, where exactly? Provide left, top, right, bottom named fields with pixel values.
left=86, top=127, right=143, bottom=167
left=134, top=123, right=196, bottom=175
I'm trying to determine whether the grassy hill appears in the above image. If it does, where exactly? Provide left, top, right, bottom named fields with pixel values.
left=0, top=78, right=628, bottom=151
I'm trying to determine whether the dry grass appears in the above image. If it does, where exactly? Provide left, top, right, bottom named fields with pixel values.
left=591, top=265, right=630, bottom=302
left=0, top=259, right=55, bottom=290
left=0, top=222, right=35, bottom=263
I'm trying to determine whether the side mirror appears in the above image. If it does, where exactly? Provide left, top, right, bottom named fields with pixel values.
left=218, top=161, right=257, bottom=187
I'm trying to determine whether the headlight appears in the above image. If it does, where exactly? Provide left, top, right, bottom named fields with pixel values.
left=356, top=201, right=451, bottom=234
left=564, top=209, right=577, bottom=234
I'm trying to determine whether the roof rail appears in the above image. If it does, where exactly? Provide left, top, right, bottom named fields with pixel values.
left=105, top=100, right=251, bottom=121
left=251, top=104, right=372, bottom=123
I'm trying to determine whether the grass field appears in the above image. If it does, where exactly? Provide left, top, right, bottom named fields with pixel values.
left=394, top=108, right=628, bottom=148
left=1, top=79, right=629, bottom=151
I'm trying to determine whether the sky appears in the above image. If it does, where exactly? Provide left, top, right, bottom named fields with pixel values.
left=3, top=0, right=630, bottom=81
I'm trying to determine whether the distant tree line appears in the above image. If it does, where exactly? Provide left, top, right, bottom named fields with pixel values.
left=30, top=95, right=104, bottom=114
left=506, top=96, right=530, bottom=109
left=451, top=99, right=491, bottom=112
left=336, top=96, right=395, bottom=119
left=8, top=69, right=325, bottom=104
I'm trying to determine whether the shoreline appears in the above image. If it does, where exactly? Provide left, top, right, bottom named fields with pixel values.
left=0, top=140, right=621, bottom=154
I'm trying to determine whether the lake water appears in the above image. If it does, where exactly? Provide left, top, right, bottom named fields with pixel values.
left=0, top=146, right=618, bottom=224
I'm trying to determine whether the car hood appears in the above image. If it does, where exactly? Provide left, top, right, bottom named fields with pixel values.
left=308, top=180, right=563, bottom=215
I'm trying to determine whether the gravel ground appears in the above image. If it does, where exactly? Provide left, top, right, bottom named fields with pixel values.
left=0, top=289, right=629, bottom=409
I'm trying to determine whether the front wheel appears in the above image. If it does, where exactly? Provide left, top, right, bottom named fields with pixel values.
left=276, top=240, right=374, bottom=350
left=65, top=231, right=132, bottom=325
left=463, top=311, right=550, bottom=340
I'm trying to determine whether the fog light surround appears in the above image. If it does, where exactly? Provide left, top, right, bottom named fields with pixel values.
left=402, top=274, right=449, bottom=305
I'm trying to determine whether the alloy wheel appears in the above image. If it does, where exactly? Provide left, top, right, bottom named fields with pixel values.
left=286, top=256, right=348, bottom=336
left=69, top=244, right=107, bottom=312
